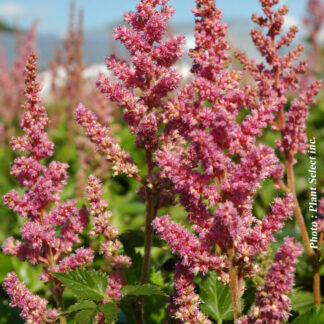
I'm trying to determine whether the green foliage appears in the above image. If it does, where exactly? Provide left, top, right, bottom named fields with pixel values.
left=99, top=303, right=119, bottom=323
left=53, top=269, right=166, bottom=324
left=120, top=230, right=161, bottom=249
left=122, top=284, right=166, bottom=298
left=74, top=309, right=98, bottom=324
left=0, top=21, right=13, bottom=32
left=291, top=290, right=317, bottom=314
left=0, top=295, right=24, bottom=324
left=292, top=306, right=324, bottom=324
left=63, top=300, right=97, bottom=315
left=198, top=271, right=233, bottom=322
left=53, top=268, right=108, bottom=301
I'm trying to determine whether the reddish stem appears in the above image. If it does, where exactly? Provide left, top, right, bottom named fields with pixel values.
left=228, top=248, right=241, bottom=320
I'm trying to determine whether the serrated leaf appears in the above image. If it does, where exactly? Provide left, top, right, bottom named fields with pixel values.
left=150, top=268, right=164, bottom=287
left=292, top=305, right=324, bottom=324
left=122, top=284, right=167, bottom=297
left=291, top=291, right=315, bottom=314
left=53, top=268, right=108, bottom=301
left=199, top=271, right=233, bottom=321
left=99, top=303, right=118, bottom=323
left=88, top=269, right=109, bottom=296
left=63, top=300, right=97, bottom=315
left=74, top=309, right=97, bottom=324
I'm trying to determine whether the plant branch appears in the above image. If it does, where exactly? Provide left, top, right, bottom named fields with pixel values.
left=228, top=247, right=241, bottom=321
left=141, top=149, right=154, bottom=285
left=285, top=152, right=321, bottom=305
left=41, top=211, right=67, bottom=324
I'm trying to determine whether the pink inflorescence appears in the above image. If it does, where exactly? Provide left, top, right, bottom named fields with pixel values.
left=76, top=0, right=185, bottom=178
left=170, top=264, right=212, bottom=324
left=151, top=0, right=302, bottom=320
left=86, top=175, right=131, bottom=299
left=75, top=104, right=139, bottom=177
left=3, top=272, right=58, bottom=324
left=2, top=53, right=92, bottom=293
left=238, top=237, right=303, bottom=324
left=236, top=0, right=321, bottom=162
left=277, top=80, right=322, bottom=155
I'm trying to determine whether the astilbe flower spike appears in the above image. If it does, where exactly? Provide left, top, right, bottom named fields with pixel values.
left=235, top=0, right=322, bottom=305
left=86, top=175, right=131, bottom=324
left=171, top=264, right=212, bottom=324
left=4, top=272, right=58, bottom=324
left=86, top=175, right=131, bottom=299
left=75, top=104, right=139, bottom=177
left=75, top=0, right=186, bottom=296
left=152, top=0, right=300, bottom=321
left=75, top=0, right=185, bottom=169
left=238, top=237, right=303, bottom=324
left=73, top=0, right=309, bottom=321
left=2, top=53, right=92, bottom=320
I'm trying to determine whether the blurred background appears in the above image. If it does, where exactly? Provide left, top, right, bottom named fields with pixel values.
left=0, top=0, right=313, bottom=68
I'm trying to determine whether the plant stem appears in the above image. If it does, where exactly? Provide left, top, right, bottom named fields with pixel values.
left=228, top=248, right=241, bottom=321
left=141, top=149, right=154, bottom=285
left=313, top=253, right=321, bottom=306
left=285, top=155, right=313, bottom=257
left=40, top=210, right=67, bottom=324
left=47, top=246, right=67, bottom=324
left=138, top=150, right=155, bottom=323
left=285, top=153, right=321, bottom=305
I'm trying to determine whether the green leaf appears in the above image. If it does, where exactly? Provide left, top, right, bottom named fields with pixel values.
left=99, top=303, right=118, bottom=323
left=291, top=290, right=315, bottom=314
left=0, top=296, right=24, bottom=324
left=292, top=306, right=324, bottom=324
left=53, top=268, right=108, bottom=301
left=122, top=284, right=167, bottom=297
left=63, top=300, right=97, bottom=315
left=74, top=309, right=97, bottom=324
left=199, top=271, right=233, bottom=321
left=150, top=268, right=164, bottom=287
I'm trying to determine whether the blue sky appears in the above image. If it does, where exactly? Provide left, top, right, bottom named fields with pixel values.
left=0, top=0, right=308, bottom=35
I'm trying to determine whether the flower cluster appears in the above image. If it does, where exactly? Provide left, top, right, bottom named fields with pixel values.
left=76, top=0, right=185, bottom=163
left=151, top=0, right=301, bottom=320
left=236, top=0, right=321, bottom=160
left=235, top=0, right=322, bottom=307
left=86, top=175, right=131, bottom=299
left=2, top=53, right=93, bottom=318
left=238, top=237, right=303, bottom=324
left=170, top=264, right=211, bottom=324
left=1, top=0, right=318, bottom=323
left=75, top=104, right=138, bottom=177
left=4, top=272, right=58, bottom=324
